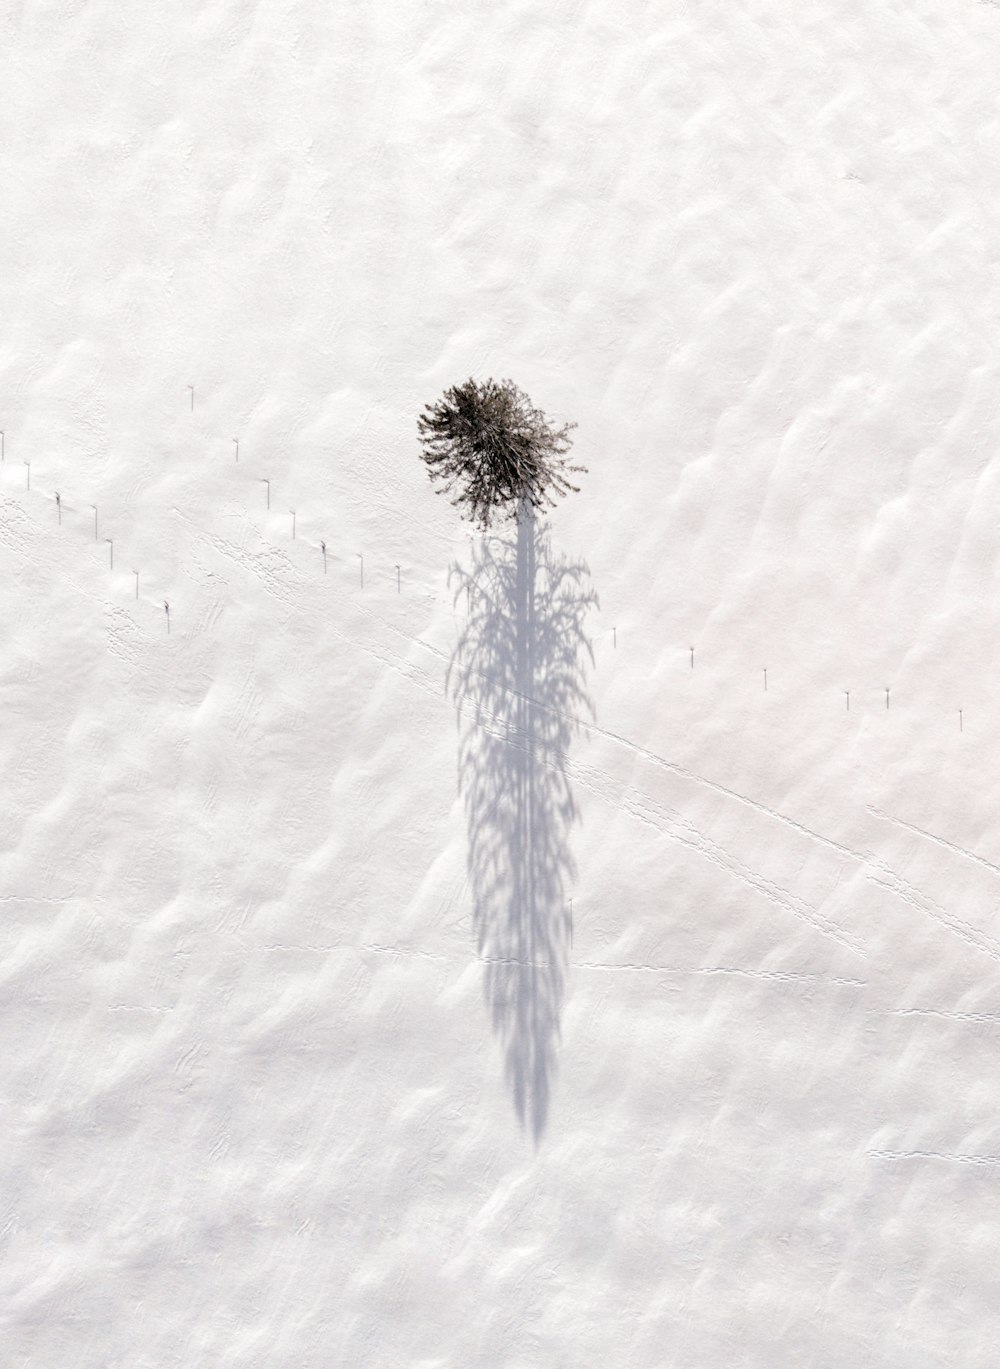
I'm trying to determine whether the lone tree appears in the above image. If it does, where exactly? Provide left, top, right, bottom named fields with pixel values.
left=418, top=377, right=583, bottom=529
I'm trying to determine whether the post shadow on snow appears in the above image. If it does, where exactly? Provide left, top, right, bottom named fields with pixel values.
left=448, top=510, right=597, bottom=1141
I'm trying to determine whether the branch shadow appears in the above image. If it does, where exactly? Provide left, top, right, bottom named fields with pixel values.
left=448, top=513, right=597, bottom=1141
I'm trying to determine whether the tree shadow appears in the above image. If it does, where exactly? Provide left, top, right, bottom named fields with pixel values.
left=448, top=512, right=597, bottom=1141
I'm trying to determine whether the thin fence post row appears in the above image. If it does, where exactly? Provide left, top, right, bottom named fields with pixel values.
left=0, top=428, right=973, bottom=743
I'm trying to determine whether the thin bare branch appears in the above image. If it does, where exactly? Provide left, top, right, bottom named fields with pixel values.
left=418, top=378, right=584, bottom=529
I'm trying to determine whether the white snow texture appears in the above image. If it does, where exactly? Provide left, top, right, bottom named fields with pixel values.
left=2, top=2, right=1000, bottom=1365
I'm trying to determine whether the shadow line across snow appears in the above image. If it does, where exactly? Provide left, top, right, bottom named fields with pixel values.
left=449, top=511, right=597, bottom=1141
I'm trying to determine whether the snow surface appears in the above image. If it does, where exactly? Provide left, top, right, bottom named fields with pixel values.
left=3, top=1, right=1000, bottom=1364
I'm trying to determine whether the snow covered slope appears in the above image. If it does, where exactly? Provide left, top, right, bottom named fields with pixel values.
left=3, top=1, right=1000, bottom=1364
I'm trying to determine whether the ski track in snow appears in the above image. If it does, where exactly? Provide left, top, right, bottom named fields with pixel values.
left=344, top=595, right=1000, bottom=970
left=260, top=937, right=868, bottom=990
left=867, top=804, right=1000, bottom=880
left=868, top=1149, right=1000, bottom=1168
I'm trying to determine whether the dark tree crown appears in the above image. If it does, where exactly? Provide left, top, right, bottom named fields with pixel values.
left=417, top=377, right=583, bottom=528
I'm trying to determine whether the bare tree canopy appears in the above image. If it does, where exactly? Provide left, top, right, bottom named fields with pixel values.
left=418, top=377, right=583, bottom=528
